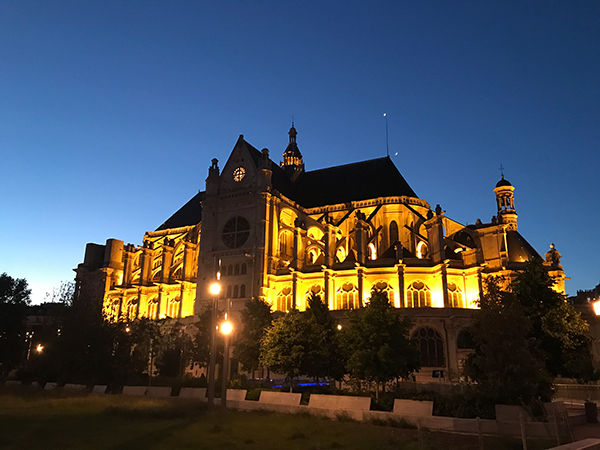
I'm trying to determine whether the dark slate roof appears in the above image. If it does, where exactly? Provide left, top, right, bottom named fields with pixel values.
left=505, top=230, right=542, bottom=263
left=291, top=156, right=418, bottom=208
left=496, top=176, right=512, bottom=188
left=243, top=140, right=297, bottom=199
left=156, top=191, right=204, bottom=231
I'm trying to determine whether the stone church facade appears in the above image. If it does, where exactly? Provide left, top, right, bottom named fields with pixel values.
left=74, top=126, right=565, bottom=381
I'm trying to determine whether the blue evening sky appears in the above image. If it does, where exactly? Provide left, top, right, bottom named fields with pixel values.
left=1, top=1, right=599, bottom=302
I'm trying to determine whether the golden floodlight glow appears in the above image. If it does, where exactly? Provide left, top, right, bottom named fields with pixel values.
left=593, top=300, right=600, bottom=316
left=209, top=283, right=221, bottom=296
left=220, top=321, right=233, bottom=335
left=36, top=344, right=44, bottom=353
left=337, top=324, right=342, bottom=331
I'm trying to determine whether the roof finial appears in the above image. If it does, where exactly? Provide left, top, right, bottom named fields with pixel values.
left=499, top=164, right=505, bottom=178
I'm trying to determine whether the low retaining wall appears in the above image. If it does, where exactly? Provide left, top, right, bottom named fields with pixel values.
left=147, top=386, right=172, bottom=398
left=179, top=387, right=206, bottom=399
left=309, top=394, right=370, bottom=411
left=259, top=391, right=302, bottom=406
left=393, top=399, right=433, bottom=417
left=64, top=383, right=87, bottom=391
left=92, top=385, right=107, bottom=394
left=122, top=386, right=147, bottom=396
left=226, top=389, right=247, bottom=401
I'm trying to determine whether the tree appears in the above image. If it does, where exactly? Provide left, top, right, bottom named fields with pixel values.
left=234, top=297, right=273, bottom=375
left=342, top=288, right=419, bottom=398
left=0, top=273, right=31, bottom=375
left=512, top=260, right=594, bottom=380
left=303, top=293, right=345, bottom=382
left=464, top=276, right=553, bottom=406
left=154, top=321, right=193, bottom=378
left=260, top=309, right=321, bottom=387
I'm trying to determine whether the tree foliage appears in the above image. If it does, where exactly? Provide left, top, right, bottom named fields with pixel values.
left=464, top=276, right=553, bottom=406
left=260, top=309, right=322, bottom=383
left=234, top=297, right=273, bottom=373
left=511, top=260, right=594, bottom=380
left=342, top=288, right=420, bottom=393
left=0, top=273, right=31, bottom=375
left=303, top=293, right=345, bottom=381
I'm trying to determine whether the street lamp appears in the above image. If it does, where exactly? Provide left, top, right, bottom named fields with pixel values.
left=220, top=315, right=233, bottom=409
left=207, top=282, right=220, bottom=406
left=36, top=344, right=44, bottom=353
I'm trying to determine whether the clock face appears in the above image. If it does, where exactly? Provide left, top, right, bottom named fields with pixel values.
left=233, top=167, right=246, bottom=182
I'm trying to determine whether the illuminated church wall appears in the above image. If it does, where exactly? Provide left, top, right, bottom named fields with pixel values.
left=74, top=126, right=565, bottom=382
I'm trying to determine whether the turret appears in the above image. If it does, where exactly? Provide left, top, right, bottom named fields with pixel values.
left=494, top=175, right=518, bottom=230
left=281, top=124, right=304, bottom=181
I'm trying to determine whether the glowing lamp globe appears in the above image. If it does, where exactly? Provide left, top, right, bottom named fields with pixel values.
left=209, top=283, right=221, bottom=296
left=220, top=321, right=233, bottom=335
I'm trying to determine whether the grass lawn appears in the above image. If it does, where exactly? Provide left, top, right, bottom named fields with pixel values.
left=0, top=389, right=554, bottom=450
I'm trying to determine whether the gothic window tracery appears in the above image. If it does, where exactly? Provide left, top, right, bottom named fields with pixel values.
left=305, top=284, right=324, bottom=301
left=147, top=297, right=158, bottom=319
left=406, top=281, right=431, bottom=307
left=412, top=327, right=445, bottom=367
left=371, top=281, right=394, bottom=304
left=276, top=287, right=293, bottom=312
left=167, top=297, right=180, bottom=318
left=222, top=217, right=250, bottom=249
left=447, top=282, right=463, bottom=308
left=127, top=299, right=138, bottom=321
left=336, top=282, right=359, bottom=310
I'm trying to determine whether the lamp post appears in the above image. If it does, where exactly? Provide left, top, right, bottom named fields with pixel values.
left=220, top=314, right=233, bottom=409
left=207, top=282, right=220, bottom=406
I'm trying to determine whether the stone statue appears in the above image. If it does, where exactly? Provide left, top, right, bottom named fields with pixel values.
left=545, top=243, right=562, bottom=268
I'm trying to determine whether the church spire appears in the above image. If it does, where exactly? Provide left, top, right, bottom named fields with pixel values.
left=281, top=123, right=304, bottom=180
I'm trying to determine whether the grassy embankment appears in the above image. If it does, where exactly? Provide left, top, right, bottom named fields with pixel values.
left=0, top=388, right=553, bottom=450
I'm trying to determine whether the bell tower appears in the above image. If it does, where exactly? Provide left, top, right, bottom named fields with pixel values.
left=494, top=174, right=518, bottom=230
left=281, top=124, right=304, bottom=181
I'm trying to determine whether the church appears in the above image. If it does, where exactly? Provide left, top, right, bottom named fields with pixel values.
left=74, top=125, right=565, bottom=381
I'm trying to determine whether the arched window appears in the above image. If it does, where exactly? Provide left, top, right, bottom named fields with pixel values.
left=389, top=221, right=399, bottom=245
left=233, top=285, right=239, bottom=298
left=227, top=265, right=233, bottom=276
left=336, top=283, right=359, bottom=310
left=240, top=284, right=246, bottom=298
left=277, top=287, right=293, bottom=312
left=416, top=241, right=429, bottom=259
left=406, top=281, right=431, bottom=307
left=147, top=297, right=158, bottom=319
left=234, top=264, right=240, bottom=275
left=457, top=329, right=475, bottom=349
left=167, top=297, right=180, bottom=318
left=370, top=281, right=394, bottom=304
left=305, top=284, right=324, bottom=301
left=447, top=282, right=464, bottom=308
left=412, top=327, right=445, bottom=367
left=127, top=300, right=138, bottom=321
left=226, top=285, right=232, bottom=298
left=110, top=299, right=120, bottom=321
left=279, top=231, right=293, bottom=259
left=336, top=246, right=346, bottom=263
left=152, top=269, right=161, bottom=282
left=368, top=242, right=377, bottom=260
left=241, top=263, right=247, bottom=275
